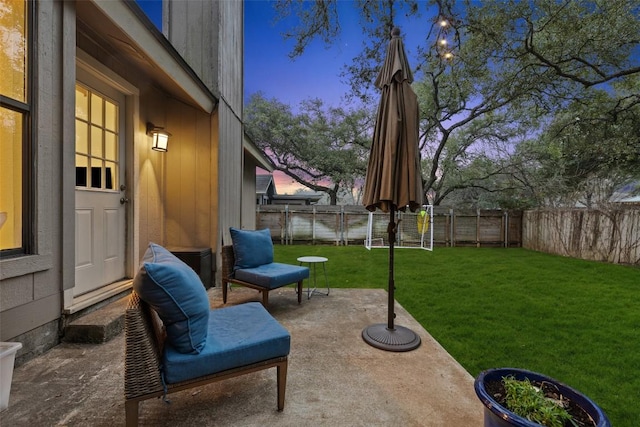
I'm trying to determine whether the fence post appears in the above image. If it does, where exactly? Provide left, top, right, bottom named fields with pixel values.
left=476, top=208, right=481, bottom=248
left=444, top=209, right=449, bottom=247
left=279, top=207, right=285, bottom=245
left=398, top=210, right=404, bottom=246
left=340, top=205, right=345, bottom=246
left=450, top=208, right=455, bottom=247
left=285, top=205, right=290, bottom=245
left=504, top=211, right=509, bottom=248
left=312, top=205, right=316, bottom=245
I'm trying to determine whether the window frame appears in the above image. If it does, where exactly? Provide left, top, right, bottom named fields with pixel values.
left=0, top=0, right=34, bottom=258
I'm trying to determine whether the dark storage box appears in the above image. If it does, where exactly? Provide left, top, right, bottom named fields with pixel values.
left=167, top=247, right=213, bottom=289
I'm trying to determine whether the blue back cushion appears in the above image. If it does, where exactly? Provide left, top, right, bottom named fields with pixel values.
left=230, top=227, right=274, bottom=270
left=133, top=243, right=210, bottom=354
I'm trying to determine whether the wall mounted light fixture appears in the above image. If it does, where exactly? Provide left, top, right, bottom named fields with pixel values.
left=147, top=122, right=171, bottom=152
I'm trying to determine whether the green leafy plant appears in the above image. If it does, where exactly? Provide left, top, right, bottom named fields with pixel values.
left=502, top=375, right=575, bottom=427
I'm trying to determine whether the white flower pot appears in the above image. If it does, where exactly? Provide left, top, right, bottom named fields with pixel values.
left=0, top=342, right=22, bottom=411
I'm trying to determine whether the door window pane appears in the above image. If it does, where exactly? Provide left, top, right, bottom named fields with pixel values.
left=76, top=154, right=88, bottom=187
left=91, top=158, right=102, bottom=189
left=76, top=120, right=88, bottom=154
left=105, top=132, right=116, bottom=160
left=90, top=93, right=103, bottom=126
left=105, top=161, right=117, bottom=190
left=75, top=86, right=88, bottom=121
left=105, top=100, right=117, bottom=131
left=90, top=125, right=103, bottom=157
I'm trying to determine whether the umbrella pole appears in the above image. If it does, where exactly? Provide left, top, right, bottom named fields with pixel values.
left=387, top=206, right=396, bottom=330
left=361, top=206, right=421, bottom=352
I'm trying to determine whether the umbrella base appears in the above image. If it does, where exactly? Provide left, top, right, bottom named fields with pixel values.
left=362, top=323, right=421, bottom=352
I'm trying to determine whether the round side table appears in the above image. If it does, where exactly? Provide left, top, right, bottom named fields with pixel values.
left=297, top=256, right=330, bottom=299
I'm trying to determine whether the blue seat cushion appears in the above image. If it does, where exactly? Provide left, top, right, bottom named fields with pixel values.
left=133, top=243, right=210, bottom=354
left=230, top=227, right=274, bottom=270
left=234, top=262, right=309, bottom=289
left=162, top=302, right=291, bottom=384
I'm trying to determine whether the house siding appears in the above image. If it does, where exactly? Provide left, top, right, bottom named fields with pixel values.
left=218, top=0, right=244, bottom=248
left=166, top=0, right=244, bottom=279
left=0, top=0, right=68, bottom=362
left=1, top=0, right=239, bottom=366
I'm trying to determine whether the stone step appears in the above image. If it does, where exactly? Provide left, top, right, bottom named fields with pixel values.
left=63, top=295, right=129, bottom=344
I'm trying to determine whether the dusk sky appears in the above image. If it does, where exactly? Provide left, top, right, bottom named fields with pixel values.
left=135, top=0, right=431, bottom=194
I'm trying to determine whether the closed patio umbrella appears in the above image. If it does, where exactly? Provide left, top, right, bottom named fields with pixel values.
left=362, top=27, right=423, bottom=352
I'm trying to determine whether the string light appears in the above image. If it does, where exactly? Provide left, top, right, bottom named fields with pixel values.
left=436, top=16, right=454, bottom=61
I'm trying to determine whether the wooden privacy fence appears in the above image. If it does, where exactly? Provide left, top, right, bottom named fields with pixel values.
left=523, top=207, right=640, bottom=265
left=256, top=205, right=522, bottom=247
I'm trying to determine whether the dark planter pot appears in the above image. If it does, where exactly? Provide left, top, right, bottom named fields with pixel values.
left=474, top=368, right=610, bottom=427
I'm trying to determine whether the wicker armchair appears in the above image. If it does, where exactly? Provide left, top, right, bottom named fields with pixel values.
left=124, top=292, right=288, bottom=426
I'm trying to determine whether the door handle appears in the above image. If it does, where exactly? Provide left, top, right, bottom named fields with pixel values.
left=120, top=197, right=129, bottom=205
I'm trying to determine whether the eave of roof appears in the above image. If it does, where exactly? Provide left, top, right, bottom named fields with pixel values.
left=78, top=0, right=217, bottom=113
left=244, top=133, right=274, bottom=172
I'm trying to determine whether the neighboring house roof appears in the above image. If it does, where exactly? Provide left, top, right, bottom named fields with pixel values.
left=620, top=195, right=640, bottom=203
left=256, top=175, right=275, bottom=195
left=256, top=173, right=322, bottom=205
left=611, top=180, right=640, bottom=203
left=271, top=193, right=323, bottom=205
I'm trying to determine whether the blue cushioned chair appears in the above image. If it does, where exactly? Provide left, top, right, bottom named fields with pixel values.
left=124, top=293, right=290, bottom=427
left=125, top=243, right=291, bottom=426
left=222, top=228, right=309, bottom=307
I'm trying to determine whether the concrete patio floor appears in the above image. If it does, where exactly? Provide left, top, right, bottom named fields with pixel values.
left=1, top=287, right=484, bottom=426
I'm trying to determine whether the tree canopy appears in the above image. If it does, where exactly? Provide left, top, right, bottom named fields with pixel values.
left=260, top=0, right=640, bottom=207
left=245, top=93, right=373, bottom=204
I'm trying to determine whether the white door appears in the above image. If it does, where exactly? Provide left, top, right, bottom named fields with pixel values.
left=74, top=73, right=127, bottom=296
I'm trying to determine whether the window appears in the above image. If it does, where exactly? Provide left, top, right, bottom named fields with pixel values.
left=75, top=85, right=120, bottom=191
left=0, top=0, right=30, bottom=255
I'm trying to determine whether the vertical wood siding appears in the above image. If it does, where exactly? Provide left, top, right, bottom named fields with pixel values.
left=217, top=0, right=244, bottom=246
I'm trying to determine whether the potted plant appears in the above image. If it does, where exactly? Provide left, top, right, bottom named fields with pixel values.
left=474, top=368, right=610, bottom=427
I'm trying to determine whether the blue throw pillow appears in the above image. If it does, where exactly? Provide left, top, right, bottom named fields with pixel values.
left=133, top=243, right=210, bottom=354
left=230, top=227, right=274, bottom=270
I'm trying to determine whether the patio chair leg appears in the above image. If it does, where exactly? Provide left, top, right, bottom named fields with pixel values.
left=222, top=281, right=228, bottom=304
left=277, top=360, right=287, bottom=411
left=262, top=290, right=269, bottom=307
left=125, top=400, right=139, bottom=427
left=297, top=281, right=302, bottom=304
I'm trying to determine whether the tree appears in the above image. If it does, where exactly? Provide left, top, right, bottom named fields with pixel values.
left=273, top=0, right=640, bottom=207
left=245, top=93, right=373, bottom=204
left=514, top=87, right=640, bottom=207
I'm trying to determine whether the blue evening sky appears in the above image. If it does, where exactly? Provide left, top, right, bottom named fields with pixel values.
left=244, top=0, right=362, bottom=108
left=136, top=0, right=430, bottom=109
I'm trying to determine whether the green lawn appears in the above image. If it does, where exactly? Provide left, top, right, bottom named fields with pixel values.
left=274, top=245, right=640, bottom=426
